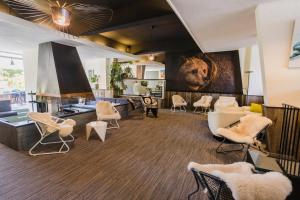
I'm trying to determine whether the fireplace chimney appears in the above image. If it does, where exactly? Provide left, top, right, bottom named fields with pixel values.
left=36, top=42, right=94, bottom=101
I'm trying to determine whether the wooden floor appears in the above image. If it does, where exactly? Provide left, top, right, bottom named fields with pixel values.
left=0, top=110, right=242, bottom=200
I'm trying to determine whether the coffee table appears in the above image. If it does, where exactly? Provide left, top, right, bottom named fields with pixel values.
left=86, top=121, right=108, bottom=142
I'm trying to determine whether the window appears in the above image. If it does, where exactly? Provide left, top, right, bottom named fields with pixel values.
left=0, top=51, right=25, bottom=105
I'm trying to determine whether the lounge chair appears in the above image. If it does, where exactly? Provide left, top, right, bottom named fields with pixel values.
left=187, top=161, right=292, bottom=200
left=96, top=101, right=121, bottom=129
left=171, top=95, right=187, bottom=112
left=27, top=112, right=75, bottom=156
left=215, top=114, right=272, bottom=160
left=214, top=96, right=238, bottom=111
left=193, top=95, right=212, bottom=113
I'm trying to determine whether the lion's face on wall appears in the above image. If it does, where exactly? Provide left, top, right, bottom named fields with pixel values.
left=177, top=56, right=217, bottom=91
left=166, top=50, right=242, bottom=93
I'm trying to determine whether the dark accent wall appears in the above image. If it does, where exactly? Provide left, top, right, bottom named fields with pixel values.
left=51, top=42, right=92, bottom=95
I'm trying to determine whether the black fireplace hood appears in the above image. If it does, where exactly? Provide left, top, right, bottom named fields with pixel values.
left=37, top=42, right=94, bottom=99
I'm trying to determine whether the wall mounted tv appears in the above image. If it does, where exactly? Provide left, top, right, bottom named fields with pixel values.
left=165, top=50, right=242, bottom=94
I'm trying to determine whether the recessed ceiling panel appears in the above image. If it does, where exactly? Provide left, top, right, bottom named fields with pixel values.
left=167, top=0, right=278, bottom=52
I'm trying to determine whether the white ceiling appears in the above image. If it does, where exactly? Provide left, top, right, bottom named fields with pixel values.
left=167, top=0, right=277, bottom=52
left=0, top=12, right=139, bottom=60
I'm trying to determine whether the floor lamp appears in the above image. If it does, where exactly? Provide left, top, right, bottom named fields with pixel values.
left=244, top=70, right=254, bottom=105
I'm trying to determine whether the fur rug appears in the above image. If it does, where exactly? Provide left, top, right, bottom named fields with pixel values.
left=216, top=115, right=272, bottom=144
left=188, top=162, right=292, bottom=200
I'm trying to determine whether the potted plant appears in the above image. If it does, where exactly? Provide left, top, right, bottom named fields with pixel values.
left=110, top=62, right=127, bottom=97
left=123, top=66, right=134, bottom=78
left=90, top=74, right=100, bottom=89
left=140, top=80, right=148, bottom=87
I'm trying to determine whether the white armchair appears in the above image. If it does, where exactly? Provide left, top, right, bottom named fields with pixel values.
left=96, top=101, right=121, bottom=129
left=27, top=112, right=75, bottom=156
left=216, top=115, right=272, bottom=160
left=214, top=96, right=238, bottom=111
left=208, top=108, right=247, bottom=137
left=171, top=95, right=187, bottom=112
left=193, top=95, right=212, bottom=113
left=187, top=161, right=291, bottom=200
left=208, top=105, right=263, bottom=137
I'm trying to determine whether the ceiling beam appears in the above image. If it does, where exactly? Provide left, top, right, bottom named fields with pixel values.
left=80, top=35, right=129, bottom=53
left=130, top=38, right=199, bottom=54
left=82, top=14, right=177, bottom=35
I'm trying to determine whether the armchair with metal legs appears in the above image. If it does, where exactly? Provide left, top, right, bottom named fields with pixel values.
left=193, top=95, right=212, bottom=114
left=107, top=119, right=120, bottom=129
left=215, top=115, right=272, bottom=160
left=96, top=101, right=121, bottom=129
left=170, top=95, right=187, bottom=112
left=27, top=112, right=75, bottom=156
left=188, top=168, right=234, bottom=200
left=187, top=161, right=292, bottom=200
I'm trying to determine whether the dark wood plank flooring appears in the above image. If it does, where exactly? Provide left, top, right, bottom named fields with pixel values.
left=0, top=110, right=242, bottom=200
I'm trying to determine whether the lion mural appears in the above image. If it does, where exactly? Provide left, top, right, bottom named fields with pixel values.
left=166, top=50, right=242, bottom=94
left=176, top=55, right=217, bottom=91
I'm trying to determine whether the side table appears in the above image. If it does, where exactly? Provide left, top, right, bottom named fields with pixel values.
left=86, top=121, right=108, bottom=142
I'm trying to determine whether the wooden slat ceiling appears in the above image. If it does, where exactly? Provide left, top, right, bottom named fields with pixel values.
left=1, top=0, right=199, bottom=55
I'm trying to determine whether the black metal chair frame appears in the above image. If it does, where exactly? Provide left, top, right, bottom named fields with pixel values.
left=127, top=97, right=145, bottom=119
left=216, top=120, right=270, bottom=161
left=188, top=167, right=264, bottom=200
left=188, top=168, right=234, bottom=200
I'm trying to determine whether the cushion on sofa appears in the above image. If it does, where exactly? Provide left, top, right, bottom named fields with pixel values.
left=250, top=103, right=263, bottom=113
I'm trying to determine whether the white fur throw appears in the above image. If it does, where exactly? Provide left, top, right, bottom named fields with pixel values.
left=59, top=119, right=76, bottom=137
left=188, top=162, right=254, bottom=174
left=188, top=162, right=292, bottom=200
left=216, top=115, right=272, bottom=144
left=96, top=101, right=116, bottom=115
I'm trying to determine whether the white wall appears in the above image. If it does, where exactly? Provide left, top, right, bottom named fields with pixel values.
left=23, top=47, right=38, bottom=100
left=239, top=47, right=249, bottom=91
left=239, top=45, right=263, bottom=96
left=248, top=45, right=263, bottom=96
left=256, top=0, right=300, bottom=107
left=81, top=58, right=107, bottom=90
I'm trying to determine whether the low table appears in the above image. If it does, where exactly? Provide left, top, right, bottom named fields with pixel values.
left=247, top=149, right=282, bottom=172
left=86, top=121, right=107, bottom=142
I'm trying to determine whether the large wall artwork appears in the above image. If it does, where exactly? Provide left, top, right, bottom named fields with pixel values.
left=289, top=20, right=300, bottom=68
left=165, top=50, right=242, bottom=94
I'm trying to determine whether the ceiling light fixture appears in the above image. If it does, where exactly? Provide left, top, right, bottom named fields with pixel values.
left=3, top=0, right=113, bottom=36
left=149, top=54, right=155, bottom=61
left=148, top=25, right=155, bottom=61
left=51, top=7, right=71, bottom=27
